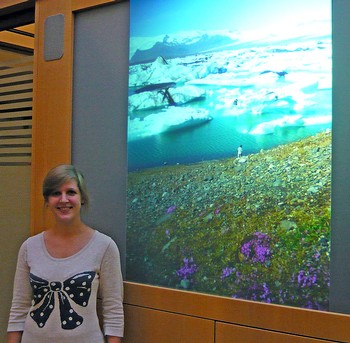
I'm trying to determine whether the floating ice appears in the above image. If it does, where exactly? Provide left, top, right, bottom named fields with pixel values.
left=128, top=107, right=211, bottom=140
left=249, top=115, right=304, bottom=135
left=129, top=85, right=206, bottom=112
left=249, top=114, right=332, bottom=135
left=302, top=115, right=332, bottom=126
left=129, top=56, right=195, bottom=87
left=127, top=25, right=332, bottom=167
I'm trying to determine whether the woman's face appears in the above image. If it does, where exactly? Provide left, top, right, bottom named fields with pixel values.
left=46, top=180, right=82, bottom=224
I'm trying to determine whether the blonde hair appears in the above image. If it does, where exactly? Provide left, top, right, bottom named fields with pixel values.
left=42, top=164, right=89, bottom=207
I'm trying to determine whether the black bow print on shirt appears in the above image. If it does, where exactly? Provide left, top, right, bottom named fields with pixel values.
left=29, top=271, right=96, bottom=330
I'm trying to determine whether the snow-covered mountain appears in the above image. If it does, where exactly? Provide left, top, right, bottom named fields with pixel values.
left=130, top=21, right=330, bottom=65
left=130, top=30, right=240, bottom=65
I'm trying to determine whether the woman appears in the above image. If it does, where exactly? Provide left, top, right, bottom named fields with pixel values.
left=7, top=165, right=124, bottom=343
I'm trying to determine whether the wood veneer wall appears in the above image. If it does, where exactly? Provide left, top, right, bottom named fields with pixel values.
left=0, top=5, right=34, bottom=340
left=3, top=0, right=350, bottom=342
left=0, top=28, right=34, bottom=49
left=0, top=56, right=33, bottom=166
left=30, top=0, right=74, bottom=233
left=123, top=282, right=350, bottom=343
left=31, top=0, right=125, bottom=235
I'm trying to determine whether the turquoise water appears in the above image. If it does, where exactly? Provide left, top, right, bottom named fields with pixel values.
left=128, top=88, right=331, bottom=171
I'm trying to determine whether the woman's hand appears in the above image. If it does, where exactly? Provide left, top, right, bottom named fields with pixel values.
left=7, top=331, right=23, bottom=343
left=106, top=336, right=122, bottom=343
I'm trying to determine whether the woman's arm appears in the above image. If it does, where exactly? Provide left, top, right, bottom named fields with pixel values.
left=99, top=239, right=124, bottom=339
left=7, top=242, right=32, bottom=339
left=106, top=335, right=122, bottom=343
left=6, top=331, right=23, bottom=343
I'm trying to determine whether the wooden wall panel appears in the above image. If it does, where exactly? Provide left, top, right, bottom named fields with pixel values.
left=17, top=23, right=34, bottom=34
left=0, top=3, right=34, bottom=340
left=30, top=0, right=123, bottom=237
left=0, top=56, right=32, bottom=167
left=31, top=0, right=74, bottom=234
left=124, top=304, right=214, bottom=343
left=124, top=282, right=350, bottom=343
left=0, top=166, right=31, bottom=342
left=216, top=322, right=338, bottom=343
left=0, top=30, right=34, bottom=49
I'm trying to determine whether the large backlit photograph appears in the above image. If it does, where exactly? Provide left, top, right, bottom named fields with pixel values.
left=127, top=0, right=331, bottom=310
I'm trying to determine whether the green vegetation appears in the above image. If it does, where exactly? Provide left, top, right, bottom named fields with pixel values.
left=127, top=131, right=331, bottom=310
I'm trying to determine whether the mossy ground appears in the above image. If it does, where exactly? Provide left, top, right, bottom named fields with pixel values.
left=127, top=131, right=331, bottom=310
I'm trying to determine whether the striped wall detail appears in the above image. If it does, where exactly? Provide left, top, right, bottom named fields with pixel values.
left=0, top=56, right=33, bottom=166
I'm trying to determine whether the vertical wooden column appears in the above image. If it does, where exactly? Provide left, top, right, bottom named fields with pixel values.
left=30, top=0, right=73, bottom=234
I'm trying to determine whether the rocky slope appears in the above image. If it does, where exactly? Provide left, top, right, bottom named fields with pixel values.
left=127, top=130, right=331, bottom=226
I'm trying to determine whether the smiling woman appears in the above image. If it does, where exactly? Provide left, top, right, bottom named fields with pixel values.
left=7, top=165, right=124, bottom=343
left=45, top=180, right=84, bottom=230
left=43, top=164, right=89, bottom=207
left=42, top=165, right=89, bottom=233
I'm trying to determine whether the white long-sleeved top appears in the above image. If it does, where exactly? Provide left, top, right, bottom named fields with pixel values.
left=8, top=230, right=124, bottom=342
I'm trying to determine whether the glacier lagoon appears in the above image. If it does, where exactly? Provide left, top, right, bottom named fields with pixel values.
left=127, top=13, right=332, bottom=310
left=127, top=27, right=331, bottom=171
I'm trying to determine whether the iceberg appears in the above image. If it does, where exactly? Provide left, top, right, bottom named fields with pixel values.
left=162, top=107, right=213, bottom=133
left=129, top=84, right=206, bottom=112
left=128, top=107, right=212, bottom=140
left=129, top=56, right=195, bottom=87
left=249, top=115, right=304, bottom=135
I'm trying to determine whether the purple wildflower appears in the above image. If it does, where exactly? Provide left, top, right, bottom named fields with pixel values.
left=215, top=206, right=221, bottom=215
left=303, top=301, right=323, bottom=310
left=234, top=282, right=273, bottom=303
left=260, top=283, right=272, bottom=303
left=221, top=267, right=235, bottom=281
left=176, top=257, right=198, bottom=281
left=297, top=268, right=318, bottom=288
left=239, top=282, right=273, bottom=303
left=241, top=232, right=271, bottom=263
left=166, top=205, right=176, bottom=214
